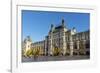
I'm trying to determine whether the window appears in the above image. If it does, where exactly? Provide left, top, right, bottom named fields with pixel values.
left=28, top=45, right=30, bottom=48
left=86, top=51, right=90, bottom=55
left=73, top=52, right=77, bottom=55
left=74, top=42, right=77, bottom=49
left=86, top=41, right=90, bottom=49
left=67, top=43, right=70, bottom=49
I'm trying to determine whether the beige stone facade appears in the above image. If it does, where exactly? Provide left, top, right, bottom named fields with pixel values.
left=23, top=19, right=90, bottom=56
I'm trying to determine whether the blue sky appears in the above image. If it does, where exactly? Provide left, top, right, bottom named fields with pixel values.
left=22, top=10, right=90, bottom=42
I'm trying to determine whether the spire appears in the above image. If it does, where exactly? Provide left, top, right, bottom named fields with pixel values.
left=61, top=18, right=65, bottom=27
left=72, top=27, right=76, bottom=33
left=50, top=24, right=54, bottom=32
left=27, top=36, right=32, bottom=42
left=73, top=27, right=75, bottom=30
left=51, top=24, right=54, bottom=29
left=62, top=19, right=64, bottom=25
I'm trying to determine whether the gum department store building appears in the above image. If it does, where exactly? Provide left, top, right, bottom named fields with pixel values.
left=23, top=19, right=90, bottom=56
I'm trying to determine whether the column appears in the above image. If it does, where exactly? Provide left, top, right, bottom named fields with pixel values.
left=50, top=34, right=53, bottom=56
left=70, top=36, right=73, bottom=56
left=77, top=41, right=80, bottom=55
left=83, top=40, right=86, bottom=54
left=44, top=38, right=47, bottom=56
left=70, top=41, right=73, bottom=56
left=62, top=31, right=66, bottom=55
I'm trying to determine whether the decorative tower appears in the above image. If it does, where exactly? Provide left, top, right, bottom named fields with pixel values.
left=49, top=24, right=54, bottom=55
left=23, top=36, right=32, bottom=55
left=51, top=24, right=54, bottom=32
left=69, top=27, right=76, bottom=56
left=61, top=19, right=65, bottom=28
left=61, top=19, right=67, bottom=55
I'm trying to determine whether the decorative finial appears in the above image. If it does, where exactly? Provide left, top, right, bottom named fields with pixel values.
left=62, top=19, right=64, bottom=25
left=51, top=24, right=54, bottom=29
left=61, top=18, right=65, bottom=27
left=72, top=27, right=76, bottom=33
left=27, top=36, right=32, bottom=42
left=73, top=27, right=75, bottom=29
left=50, top=24, right=54, bottom=32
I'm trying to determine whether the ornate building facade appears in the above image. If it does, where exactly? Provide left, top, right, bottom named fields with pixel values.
left=23, top=19, right=90, bottom=56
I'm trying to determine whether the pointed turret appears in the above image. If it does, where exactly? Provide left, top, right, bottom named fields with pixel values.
left=50, top=24, right=54, bottom=32
left=62, top=19, right=65, bottom=27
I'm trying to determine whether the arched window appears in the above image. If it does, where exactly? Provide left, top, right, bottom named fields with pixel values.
left=86, top=40, right=90, bottom=49
left=67, top=43, right=70, bottom=49
left=74, top=42, right=77, bottom=49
